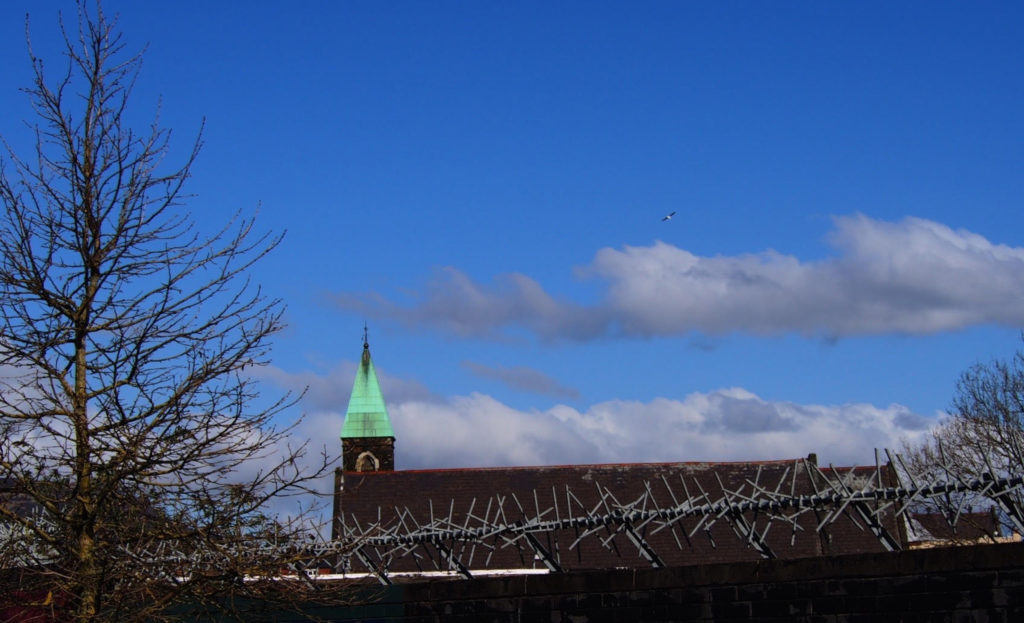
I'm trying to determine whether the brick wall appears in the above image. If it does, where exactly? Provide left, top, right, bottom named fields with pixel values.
left=279, top=541, right=1024, bottom=622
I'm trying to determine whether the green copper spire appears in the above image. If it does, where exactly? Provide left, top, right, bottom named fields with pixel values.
left=341, top=328, right=394, bottom=439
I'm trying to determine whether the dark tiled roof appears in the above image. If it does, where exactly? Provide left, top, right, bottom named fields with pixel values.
left=336, top=458, right=904, bottom=573
left=910, top=509, right=1001, bottom=542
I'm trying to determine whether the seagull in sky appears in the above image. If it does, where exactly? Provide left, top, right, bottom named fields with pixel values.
left=661, top=211, right=676, bottom=222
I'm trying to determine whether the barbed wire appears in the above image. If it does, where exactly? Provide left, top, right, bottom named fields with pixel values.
left=3, top=450, right=1022, bottom=586
left=334, top=450, right=1024, bottom=584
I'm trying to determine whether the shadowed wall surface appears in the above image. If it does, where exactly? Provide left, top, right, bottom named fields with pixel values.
left=239, top=540, right=1024, bottom=622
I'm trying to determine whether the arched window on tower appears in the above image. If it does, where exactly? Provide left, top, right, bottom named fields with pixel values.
left=355, top=451, right=379, bottom=472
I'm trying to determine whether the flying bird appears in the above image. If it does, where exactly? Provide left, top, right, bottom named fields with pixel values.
left=661, top=211, right=676, bottom=222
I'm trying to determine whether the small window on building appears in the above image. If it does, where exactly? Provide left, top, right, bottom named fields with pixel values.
left=355, top=451, right=379, bottom=472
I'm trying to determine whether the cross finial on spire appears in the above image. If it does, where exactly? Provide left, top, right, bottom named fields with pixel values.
left=363, top=322, right=369, bottom=350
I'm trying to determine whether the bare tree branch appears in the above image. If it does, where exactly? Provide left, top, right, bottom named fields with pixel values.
left=899, top=334, right=1024, bottom=541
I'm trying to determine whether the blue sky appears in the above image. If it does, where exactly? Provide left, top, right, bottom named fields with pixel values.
left=3, top=1, right=1024, bottom=474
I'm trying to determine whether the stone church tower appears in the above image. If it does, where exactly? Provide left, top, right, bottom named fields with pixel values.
left=339, top=329, right=395, bottom=472
left=333, top=329, right=395, bottom=539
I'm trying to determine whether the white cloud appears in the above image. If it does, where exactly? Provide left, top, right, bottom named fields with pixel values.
left=333, top=215, right=1024, bottom=339
left=275, top=360, right=935, bottom=470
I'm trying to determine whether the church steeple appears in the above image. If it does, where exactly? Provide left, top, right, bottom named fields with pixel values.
left=340, top=326, right=395, bottom=472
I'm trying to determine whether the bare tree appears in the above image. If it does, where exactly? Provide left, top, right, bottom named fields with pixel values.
left=900, top=339, right=1024, bottom=542
left=0, top=3, right=341, bottom=621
